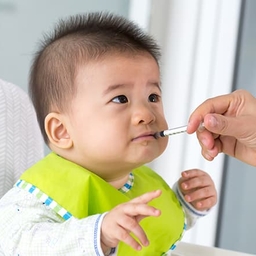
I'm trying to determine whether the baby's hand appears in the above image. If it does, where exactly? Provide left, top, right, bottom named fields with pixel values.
left=178, top=169, right=217, bottom=211
left=100, top=190, right=161, bottom=253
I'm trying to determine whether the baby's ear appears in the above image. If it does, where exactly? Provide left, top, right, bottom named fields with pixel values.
left=45, top=112, right=73, bottom=149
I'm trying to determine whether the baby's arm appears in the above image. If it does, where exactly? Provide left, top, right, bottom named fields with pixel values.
left=0, top=187, right=104, bottom=255
left=0, top=187, right=161, bottom=256
left=173, top=169, right=217, bottom=229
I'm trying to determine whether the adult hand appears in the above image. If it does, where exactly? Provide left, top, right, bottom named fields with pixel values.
left=187, top=89, right=256, bottom=166
left=100, top=190, right=161, bottom=253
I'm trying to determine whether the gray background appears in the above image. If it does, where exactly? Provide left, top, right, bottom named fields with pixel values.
left=216, top=0, right=256, bottom=254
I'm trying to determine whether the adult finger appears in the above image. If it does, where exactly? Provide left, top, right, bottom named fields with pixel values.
left=187, top=94, right=233, bottom=134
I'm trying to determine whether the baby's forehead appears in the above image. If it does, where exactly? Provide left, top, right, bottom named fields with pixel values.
left=78, top=52, right=159, bottom=73
left=74, top=52, right=161, bottom=94
left=76, top=50, right=159, bottom=71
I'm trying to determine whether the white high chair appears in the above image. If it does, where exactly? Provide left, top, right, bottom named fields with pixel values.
left=0, top=78, right=44, bottom=198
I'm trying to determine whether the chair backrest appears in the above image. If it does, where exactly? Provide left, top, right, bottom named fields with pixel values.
left=0, top=79, right=44, bottom=198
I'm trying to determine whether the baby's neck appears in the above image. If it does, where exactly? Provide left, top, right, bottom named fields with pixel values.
left=107, top=174, right=130, bottom=190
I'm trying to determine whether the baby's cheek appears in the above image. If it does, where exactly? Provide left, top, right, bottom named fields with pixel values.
left=160, top=136, right=168, bottom=151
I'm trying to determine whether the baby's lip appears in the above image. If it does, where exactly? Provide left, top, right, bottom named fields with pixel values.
left=132, top=131, right=156, bottom=140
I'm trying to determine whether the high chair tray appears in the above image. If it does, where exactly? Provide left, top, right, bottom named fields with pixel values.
left=173, top=242, right=255, bottom=256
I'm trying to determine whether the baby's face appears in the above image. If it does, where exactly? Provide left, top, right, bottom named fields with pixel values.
left=66, top=52, right=168, bottom=179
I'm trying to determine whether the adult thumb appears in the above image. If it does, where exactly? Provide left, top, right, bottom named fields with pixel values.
left=204, top=114, right=239, bottom=137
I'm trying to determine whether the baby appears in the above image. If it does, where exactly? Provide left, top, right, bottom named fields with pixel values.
left=0, top=12, right=217, bottom=255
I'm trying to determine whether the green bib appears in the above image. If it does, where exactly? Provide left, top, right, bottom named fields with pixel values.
left=20, top=152, right=185, bottom=255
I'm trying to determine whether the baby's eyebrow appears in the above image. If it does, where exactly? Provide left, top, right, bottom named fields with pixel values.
left=103, top=81, right=161, bottom=96
left=150, top=82, right=161, bottom=92
left=103, top=84, right=125, bottom=96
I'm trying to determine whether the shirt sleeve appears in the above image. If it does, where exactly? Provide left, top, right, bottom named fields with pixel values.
left=172, top=181, right=210, bottom=230
left=0, top=187, right=108, bottom=256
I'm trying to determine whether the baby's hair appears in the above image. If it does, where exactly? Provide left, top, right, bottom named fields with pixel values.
left=29, top=12, right=161, bottom=143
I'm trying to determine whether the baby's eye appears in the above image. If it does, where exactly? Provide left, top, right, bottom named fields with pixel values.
left=148, top=94, right=160, bottom=102
left=111, top=95, right=128, bottom=104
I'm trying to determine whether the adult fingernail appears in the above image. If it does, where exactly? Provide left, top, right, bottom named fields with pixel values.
left=204, top=152, right=214, bottom=161
left=201, top=138, right=207, bottom=147
left=208, top=115, right=217, bottom=127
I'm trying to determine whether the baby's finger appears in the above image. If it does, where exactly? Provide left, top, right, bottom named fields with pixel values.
left=184, top=186, right=216, bottom=203
left=192, top=196, right=217, bottom=210
left=181, top=169, right=207, bottom=179
left=130, top=190, right=162, bottom=204
left=118, top=216, right=149, bottom=247
left=111, top=225, right=144, bottom=251
left=181, top=175, right=211, bottom=191
left=121, top=203, right=161, bottom=218
left=101, top=215, right=149, bottom=250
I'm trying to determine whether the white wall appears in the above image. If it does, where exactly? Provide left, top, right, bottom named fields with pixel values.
left=0, top=0, right=130, bottom=155
left=0, top=0, right=130, bottom=93
left=0, top=0, right=241, bottom=248
left=129, top=0, right=241, bottom=247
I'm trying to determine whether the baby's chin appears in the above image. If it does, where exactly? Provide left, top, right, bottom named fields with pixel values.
left=135, top=150, right=165, bottom=166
